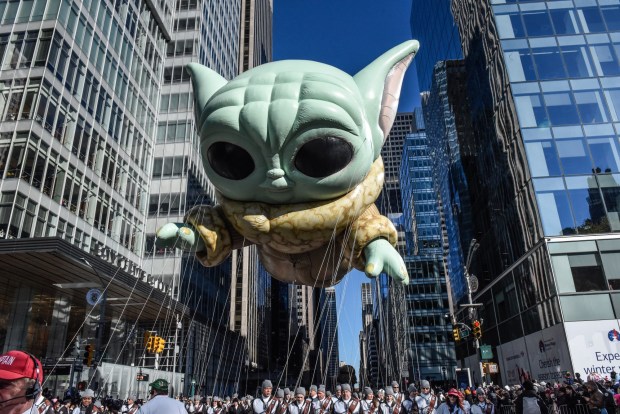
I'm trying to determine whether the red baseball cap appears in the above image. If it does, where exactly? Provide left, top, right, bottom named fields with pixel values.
left=0, top=350, right=43, bottom=382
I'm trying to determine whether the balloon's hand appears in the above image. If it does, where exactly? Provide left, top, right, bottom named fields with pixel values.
left=156, top=223, right=205, bottom=253
left=363, top=238, right=409, bottom=284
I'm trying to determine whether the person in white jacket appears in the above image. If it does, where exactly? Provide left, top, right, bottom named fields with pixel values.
left=137, top=379, right=186, bottom=414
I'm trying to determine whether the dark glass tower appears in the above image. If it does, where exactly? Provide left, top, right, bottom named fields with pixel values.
left=423, top=60, right=474, bottom=305
left=421, top=0, right=620, bottom=385
left=399, top=110, right=456, bottom=384
left=410, top=0, right=463, bottom=91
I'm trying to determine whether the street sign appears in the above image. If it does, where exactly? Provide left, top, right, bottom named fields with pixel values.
left=459, top=327, right=470, bottom=338
left=136, top=373, right=150, bottom=382
left=480, top=345, right=493, bottom=360
left=482, top=363, right=498, bottom=374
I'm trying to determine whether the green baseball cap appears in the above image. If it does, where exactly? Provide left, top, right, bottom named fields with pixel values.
left=149, top=378, right=169, bottom=391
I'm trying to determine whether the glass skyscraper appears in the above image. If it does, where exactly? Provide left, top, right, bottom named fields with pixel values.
left=419, top=0, right=620, bottom=385
left=400, top=110, right=456, bottom=384
left=410, top=0, right=463, bottom=91
left=0, top=0, right=169, bottom=266
left=423, top=60, right=474, bottom=305
left=319, top=287, right=339, bottom=390
left=144, top=0, right=245, bottom=395
left=0, top=0, right=187, bottom=398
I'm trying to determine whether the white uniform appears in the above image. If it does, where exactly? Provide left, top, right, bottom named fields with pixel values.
left=361, top=399, right=376, bottom=414
left=71, top=404, right=99, bottom=413
left=470, top=402, right=493, bottom=414
left=121, top=403, right=140, bottom=413
left=333, top=398, right=361, bottom=414
left=415, top=394, right=437, bottom=414
left=21, top=396, right=46, bottom=414
left=253, top=396, right=276, bottom=414
left=137, top=395, right=187, bottom=414
left=402, top=398, right=415, bottom=414
left=288, top=400, right=312, bottom=414
left=314, top=397, right=332, bottom=414
left=379, top=401, right=399, bottom=414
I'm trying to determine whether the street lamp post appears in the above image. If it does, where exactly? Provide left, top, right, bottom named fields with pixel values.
left=191, top=379, right=196, bottom=397
left=462, top=239, right=481, bottom=348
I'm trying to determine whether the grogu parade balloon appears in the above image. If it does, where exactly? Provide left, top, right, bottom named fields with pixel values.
left=157, top=40, right=419, bottom=287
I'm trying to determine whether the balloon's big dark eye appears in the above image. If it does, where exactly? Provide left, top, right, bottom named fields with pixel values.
left=294, top=137, right=353, bottom=178
left=207, top=142, right=255, bottom=180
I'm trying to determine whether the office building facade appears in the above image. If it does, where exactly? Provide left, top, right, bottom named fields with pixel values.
left=144, top=0, right=247, bottom=395
left=319, top=287, right=339, bottom=390
left=411, top=0, right=463, bottom=91
left=425, top=0, right=620, bottom=385
left=423, top=59, right=474, bottom=307
left=399, top=111, right=456, bottom=383
left=0, top=0, right=182, bottom=396
left=376, top=112, right=414, bottom=217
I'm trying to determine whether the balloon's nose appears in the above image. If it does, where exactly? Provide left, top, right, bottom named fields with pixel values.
left=260, top=169, right=293, bottom=191
left=266, top=168, right=285, bottom=179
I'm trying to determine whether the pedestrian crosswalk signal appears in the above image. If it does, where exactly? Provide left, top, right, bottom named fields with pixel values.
left=83, top=344, right=94, bottom=366
left=472, top=320, right=482, bottom=339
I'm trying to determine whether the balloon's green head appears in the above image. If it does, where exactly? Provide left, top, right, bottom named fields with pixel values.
left=187, top=40, right=419, bottom=204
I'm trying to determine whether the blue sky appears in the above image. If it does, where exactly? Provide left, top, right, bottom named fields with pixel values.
left=273, top=0, right=419, bottom=375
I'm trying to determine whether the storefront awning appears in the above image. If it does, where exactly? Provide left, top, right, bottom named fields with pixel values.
left=0, top=237, right=189, bottom=321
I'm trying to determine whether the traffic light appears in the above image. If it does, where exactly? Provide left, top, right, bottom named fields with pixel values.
left=154, top=336, right=166, bottom=354
left=146, top=335, right=155, bottom=352
left=144, top=332, right=153, bottom=350
left=83, top=344, right=94, bottom=366
left=472, top=320, right=482, bottom=339
left=452, top=327, right=461, bottom=342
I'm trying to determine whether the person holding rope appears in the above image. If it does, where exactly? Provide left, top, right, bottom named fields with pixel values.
left=230, top=396, right=245, bottom=414
left=334, top=384, right=360, bottom=414
left=253, top=381, right=278, bottom=414
left=333, top=387, right=343, bottom=405
left=121, top=395, right=139, bottom=414
left=416, top=381, right=437, bottom=414
left=137, top=379, right=186, bottom=414
left=360, top=388, right=376, bottom=414
left=379, top=387, right=400, bottom=414
left=402, top=385, right=419, bottom=414
left=392, top=383, right=403, bottom=405
left=287, top=388, right=313, bottom=414
left=275, top=389, right=288, bottom=414
left=313, top=386, right=332, bottom=414
left=189, top=395, right=209, bottom=413
left=309, top=386, right=318, bottom=406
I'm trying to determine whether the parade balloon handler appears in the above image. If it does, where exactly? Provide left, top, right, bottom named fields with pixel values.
left=0, top=350, right=46, bottom=414
left=156, top=40, right=419, bottom=288
left=137, top=378, right=186, bottom=414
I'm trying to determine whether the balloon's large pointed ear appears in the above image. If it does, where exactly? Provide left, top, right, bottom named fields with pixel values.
left=187, top=63, right=228, bottom=128
left=354, top=40, right=419, bottom=158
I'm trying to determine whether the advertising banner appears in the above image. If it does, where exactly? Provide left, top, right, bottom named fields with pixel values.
left=496, top=323, right=571, bottom=384
left=524, top=323, right=571, bottom=383
left=564, top=319, right=620, bottom=378
left=497, top=337, right=529, bottom=385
